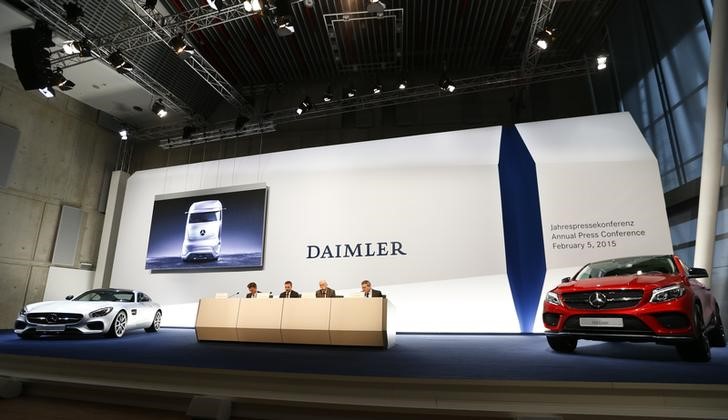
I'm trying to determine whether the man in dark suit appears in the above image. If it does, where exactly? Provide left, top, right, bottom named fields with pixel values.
left=315, top=280, right=336, bottom=298
left=245, top=282, right=258, bottom=298
left=361, top=280, right=383, bottom=298
left=279, top=280, right=301, bottom=298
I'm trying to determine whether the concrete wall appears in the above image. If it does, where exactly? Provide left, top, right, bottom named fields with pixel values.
left=0, top=63, right=118, bottom=328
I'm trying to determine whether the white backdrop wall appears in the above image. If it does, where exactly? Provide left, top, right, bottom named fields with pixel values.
left=110, top=112, right=672, bottom=332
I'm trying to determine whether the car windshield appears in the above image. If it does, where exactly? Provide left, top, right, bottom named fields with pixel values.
left=74, top=290, right=135, bottom=302
left=189, top=211, right=220, bottom=223
left=574, top=256, right=677, bottom=280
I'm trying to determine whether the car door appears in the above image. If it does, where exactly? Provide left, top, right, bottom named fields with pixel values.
left=677, top=257, right=715, bottom=326
left=136, top=292, right=155, bottom=326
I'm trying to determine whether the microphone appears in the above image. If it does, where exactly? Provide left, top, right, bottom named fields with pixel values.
left=228, top=291, right=240, bottom=298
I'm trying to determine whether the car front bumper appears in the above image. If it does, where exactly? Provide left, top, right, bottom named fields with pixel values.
left=14, top=313, right=114, bottom=336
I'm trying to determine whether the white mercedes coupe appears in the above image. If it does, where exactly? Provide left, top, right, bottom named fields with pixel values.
left=14, top=288, right=162, bottom=339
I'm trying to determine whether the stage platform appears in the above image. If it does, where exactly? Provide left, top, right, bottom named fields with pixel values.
left=1, top=329, right=727, bottom=418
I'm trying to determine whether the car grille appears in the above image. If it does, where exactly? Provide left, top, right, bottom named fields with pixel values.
left=562, top=290, right=644, bottom=310
left=26, top=313, right=83, bottom=324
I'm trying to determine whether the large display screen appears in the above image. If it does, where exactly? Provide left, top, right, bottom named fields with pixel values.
left=145, top=186, right=268, bottom=271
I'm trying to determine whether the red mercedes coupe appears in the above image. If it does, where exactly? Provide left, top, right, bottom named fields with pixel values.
left=543, top=255, right=725, bottom=361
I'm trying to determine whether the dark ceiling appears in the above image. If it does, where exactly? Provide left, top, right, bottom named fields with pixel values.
left=164, top=0, right=615, bottom=87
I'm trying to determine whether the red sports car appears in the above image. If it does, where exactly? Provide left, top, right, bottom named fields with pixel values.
left=543, top=255, right=725, bottom=361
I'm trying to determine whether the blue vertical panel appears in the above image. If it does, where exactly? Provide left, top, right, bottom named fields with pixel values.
left=498, top=126, right=547, bottom=333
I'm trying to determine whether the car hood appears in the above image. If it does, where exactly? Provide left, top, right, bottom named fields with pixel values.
left=558, top=274, right=682, bottom=291
left=26, top=301, right=121, bottom=313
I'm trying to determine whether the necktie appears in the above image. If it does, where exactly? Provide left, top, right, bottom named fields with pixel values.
left=365, top=292, right=369, bottom=298
left=286, top=292, right=290, bottom=298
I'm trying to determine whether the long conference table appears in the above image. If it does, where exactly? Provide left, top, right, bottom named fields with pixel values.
left=195, top=297, right=395, bottom=348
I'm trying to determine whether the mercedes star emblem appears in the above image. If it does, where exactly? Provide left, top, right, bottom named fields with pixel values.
left=200, top=229, right=206, bottom=236
left=48, top=314, right=58, bottom=323
left=588, top=292, right=608, bottom=309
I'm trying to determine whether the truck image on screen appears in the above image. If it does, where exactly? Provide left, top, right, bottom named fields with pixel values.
left=181, top=200, right=223, bottom=262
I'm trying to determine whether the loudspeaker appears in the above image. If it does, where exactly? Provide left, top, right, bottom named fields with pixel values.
left=11, top=24, right=52, bottom=91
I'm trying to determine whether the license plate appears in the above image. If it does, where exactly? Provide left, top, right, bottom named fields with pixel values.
left=579, top=317, right=623, bottom=328
left=36, top=325, right=66, bottom=332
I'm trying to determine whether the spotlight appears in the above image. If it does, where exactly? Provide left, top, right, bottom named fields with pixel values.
left=63, top=2, right=84, bottom=25
left=296, top=96, right=312, bottom=115
left=344, top=87, right=356, bottom=98
left=366, top=0, right=386, bottom=14
left=304, top=0, right=314, bottom=7
left=119, top=129, right=128, bottom=141
left=323, top=86, right=333, bottom=102
left=243, top=0, right=263, bottom=12
left=397, top=79, right=407, bottom=90
left=169, top=35, right=194, bottom=55
left=372, top=81, right=382, bottom=94
left=182, top=126, right=196, bottom=139
left=49, top=69, right=75, bottom=91
left=207, top=0, right=224, bottom=11
left=235, top=115, right=249, bottom=131
left=144, top=0, right=158, bottom=9
left=108, top=50, right=133, bottom=74
left=596, top=54, right=608, bottom=71
left=151, top=99, right=168, bottom=118
left=38, top=86, right=55, bottom=98
left=535, top=27, right=555, bottom=50
left=439, top=73, right=455, bottom=93
left=62, top=39, right=92, bottom=57
left=275, top=0, right=295, bottom=37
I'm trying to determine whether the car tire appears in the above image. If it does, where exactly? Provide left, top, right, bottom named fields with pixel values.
left=145, top=310, right=162, bottom=333
left=676, top=305, right=711, bottom=362
left=106, top=310, right=127, bottom=338
left=707, top=305, right=726, bottom=348
left=547, top=335, right=577, bottom=353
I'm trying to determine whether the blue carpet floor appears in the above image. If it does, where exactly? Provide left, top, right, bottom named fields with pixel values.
left=1, top=329, right=727, bottom=384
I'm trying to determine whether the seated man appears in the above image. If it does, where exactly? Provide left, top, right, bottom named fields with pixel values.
left=279, top=280, right=301, bottom=298
left=361, top=280, right=383, bottom=298
left=315, top=280, right=336, bottom=298
left=245, top=282, right=258, bottom=298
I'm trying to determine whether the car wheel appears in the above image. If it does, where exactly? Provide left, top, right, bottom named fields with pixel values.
left=676, top=305, right=711, bottom=362
left=106, top=310, right=127, bottom=338
left=145, top=310, right=162, bottom=333
left=708, top=305, right=726, bottom=347
left=547, top=335, right=577, bottom=353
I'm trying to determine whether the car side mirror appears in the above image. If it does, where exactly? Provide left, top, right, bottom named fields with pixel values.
left=688, top=267, right=709, bottom=279
left=561, top=277, right=572, bottom=283
left=65, top=295, right=73, bottom=300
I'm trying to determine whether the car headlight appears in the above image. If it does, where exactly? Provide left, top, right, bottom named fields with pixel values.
left=19, top=306, right=28, bottom=316
left=650, top=284, right=686, bottom=303
left=545, top=291, right=563, bottom=306
left=89, top=307, right=113, bottom=317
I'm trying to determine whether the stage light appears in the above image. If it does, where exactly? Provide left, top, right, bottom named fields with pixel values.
left=345, top=87, right=356, bottom=98
left=38, top=86, right=55, bottom=98
left=243, top=0, right=262, bottom=12
left=235, top=115, right=249, bottom=131
left=596, top=54, right=608, bottom=71
left=367, top=0, right=386, bottom=14
left=535, top=27, right=555, bottom=50
left=62, top=39, right=92, bottom=57
left=119, top=129, right=128, bottom=141
left=152, top=99, right=168, bottom=118
left=397, top=79, right=407, bottom=90
left=108, top=50, right=133, bottom=74
left=169, top=35, right=194, bottom=55
left=372, top=81, right=382, bottom=94
left=439, top=75, right=455, bottom=93
left=63, top=2, right=84, bottom=25
left=275, top=0, right=295, bottom=37
left=323, top=86, right=333, bottom=102
left=144, top=0, right=158, bottom=9
left=304, top=0, right=314, bottom=7
left=182, top=126, right=196, bottom=139
left=49, top=69, right=75, bottom=91
left=296, top=96, right=312, bottom=115
left=207, top=0, right=224, bottom=11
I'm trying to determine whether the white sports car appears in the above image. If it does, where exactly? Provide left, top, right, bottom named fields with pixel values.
left=14, top=288, right=162, bottom=339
